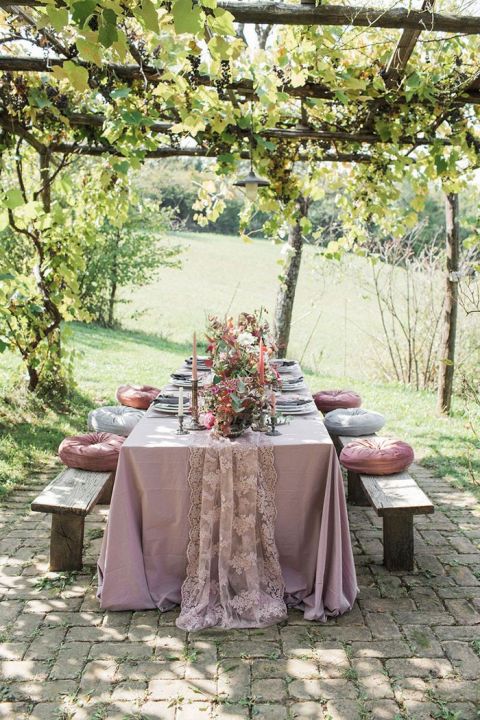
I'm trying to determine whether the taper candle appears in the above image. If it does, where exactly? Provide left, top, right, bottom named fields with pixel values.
left=192, top=332, right=198, bottom=382
left=178, top=387, right=184, bottom=417
left=258, top=339, right=265, bottom=384
left=270, top=390, right=276, bottom=417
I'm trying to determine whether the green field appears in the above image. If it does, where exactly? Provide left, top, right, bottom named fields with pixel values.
left=0, top=231, right=478, bottom=501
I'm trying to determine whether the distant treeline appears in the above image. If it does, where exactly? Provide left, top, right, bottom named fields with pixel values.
left=134, top=158, right=477, bottom=253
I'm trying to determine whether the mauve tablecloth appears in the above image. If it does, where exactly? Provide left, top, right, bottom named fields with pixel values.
left=97, top=410, right=358, bottom=621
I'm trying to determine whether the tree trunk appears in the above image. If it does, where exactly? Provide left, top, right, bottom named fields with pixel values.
left=437, top=192, right=460, bottom=415
left=107, top=229, right=120, bottom=327
left=27, top=364, right=39, bottom=392
left=274, top=197, right=309, bottom=357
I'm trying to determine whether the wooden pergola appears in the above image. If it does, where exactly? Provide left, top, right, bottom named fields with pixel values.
left=0, top=0, right=478, bottom=413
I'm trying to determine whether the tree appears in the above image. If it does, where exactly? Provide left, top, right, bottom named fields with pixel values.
left=78, top=199, right=181, bottom=327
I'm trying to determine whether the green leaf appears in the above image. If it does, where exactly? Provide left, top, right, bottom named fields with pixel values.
left=208, top=8, right=235, bottom=35
left=4, top=189, right=24, bottom=209
left=76, top=38, right=103, bottom=65
left=46, top=6, right=69, bottom=32
left=139, top=0, right=159, bottom=33
left=0, top=338, right=8, bottom=353
left=72, top=0, right=97, bottom=28
left=28, top=88, right=51, bottom=109
left=99, top=19, right=118, bottom=48
left=0, top=210, right=8, bottom=231
left=173, top=0, right=202, bottom=34
left=52, top=61, right=90, bottom=92
left=110, top=87, right=131, bottom=99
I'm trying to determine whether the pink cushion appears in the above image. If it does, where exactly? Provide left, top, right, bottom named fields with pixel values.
left=340, top=437, right=414, bottom=475
left=58, top=432, right=125, bottom=472
left=116, top=384, right=160, bottom=410
left=313, top=390, right=362, bottom=414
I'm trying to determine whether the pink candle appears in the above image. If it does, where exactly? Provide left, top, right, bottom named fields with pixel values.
left=192, top=332, right=198, bottom=381
left=258, top=339, right=265, bottom=384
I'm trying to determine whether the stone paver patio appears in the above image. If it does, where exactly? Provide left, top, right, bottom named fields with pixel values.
left=1, top=463, right=479, bottom=720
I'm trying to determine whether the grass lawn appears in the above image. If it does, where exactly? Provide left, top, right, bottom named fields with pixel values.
left=0, top=231, right=478, bottom=501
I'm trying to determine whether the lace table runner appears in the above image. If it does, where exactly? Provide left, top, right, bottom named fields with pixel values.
left=176, top=430, right=287, bottom=630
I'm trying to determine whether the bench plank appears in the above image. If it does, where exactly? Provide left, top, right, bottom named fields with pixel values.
left=360, top=473, right=434, bottom=516
left=32, top=468, right=112, bottom=516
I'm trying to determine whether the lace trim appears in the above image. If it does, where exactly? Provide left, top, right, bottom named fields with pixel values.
left=177, top=434, right=287, bottom=630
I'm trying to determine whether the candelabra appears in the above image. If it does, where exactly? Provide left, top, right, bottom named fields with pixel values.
left=189, top=379, right=206, bottom=430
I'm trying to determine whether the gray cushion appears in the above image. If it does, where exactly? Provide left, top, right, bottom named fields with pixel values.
left=324, top=407, right=386, bottom=436
left=88, top=405, right=145, bottom=437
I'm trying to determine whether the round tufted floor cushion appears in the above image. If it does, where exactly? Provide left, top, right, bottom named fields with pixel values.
left=116, top=384, right=160, bottom=410
left=58, top=432, right=125, bottom=472
left=324, top=407, right=386, bottom=437
left=88, top=405, right=145, bottom=437
left=313, top=389, right=362, bottom=414
left=340, top=437, right=414, bottom=475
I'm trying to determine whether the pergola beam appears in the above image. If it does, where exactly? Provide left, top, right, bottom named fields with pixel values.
left=26, top=111, right=452, bottom=147
left=220, top=2, right=480, bottom=33
left=1, top=1, right=480, bottom=33
left=49, top=142, right=372, bottom=163
left=1, top=55, right=479, bottom=106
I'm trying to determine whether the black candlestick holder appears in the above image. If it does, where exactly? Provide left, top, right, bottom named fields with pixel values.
left=266, top=414, right=280, bottom=436
left=176, top=415, right=189, bottom=435
left=188, top=378, right=206, bottom=430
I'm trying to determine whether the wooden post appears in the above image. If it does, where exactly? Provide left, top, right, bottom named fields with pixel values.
left=274, top=197, right=309, bottom=358
left=437, top=192, right=460, bottom=415
left=50, top=514, right=84, bottom=571
left=383, top=512, right=414, bottom=571
left=347, top=470, right=370, bottom=506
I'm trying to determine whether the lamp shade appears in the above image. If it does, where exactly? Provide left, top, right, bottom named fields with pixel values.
left=233, top=170, right=269, bottom=200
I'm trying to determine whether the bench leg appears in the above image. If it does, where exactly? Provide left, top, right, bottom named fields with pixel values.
left=383, top=513, right=414, bottom=571
left=97, top=472, right=114, bottom=505
left=50, top=514, right=84, bottom=572
left=348, top=470, right=370, bottom=506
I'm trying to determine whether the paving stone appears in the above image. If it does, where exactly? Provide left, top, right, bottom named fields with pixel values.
left=366, top=699, right=403, bottom=719
left=217, top=660, right=250, bottom=700
left=403, top=625, right=445, bottom=657
left=385, top=657, right=454, bottom=678
left=139, top=701, right=177, bottom=720
left=116, top=660, right=186, bottom=681
left=24, top=627, right=67, bottom=660
left=288, top=678, right=357, bottom=700
left=176, top=703, right=214, bottom=719
left=365, top=612, right=402, bottom=639
left=0, top=703, right=28, bottom=719
left=89, top=640, right=154, bottom=660
left=357, top=672, right=395, bottom=699
left=11, top=679, right=77, bottom=702
left=0, top=659, right=49, bottom=680
left=350, top=640, right=411, bottom=658
left=315, top=644, right=349, bottom=677
left=289, top=702, right=326, bottom=719
left=27, top=702, right=67, bottom=719
left=149, top=678, right=217, bottom=702
left=214, top=704, right=249, bottom=719
left=50, top=641, right=91, bottom=679
left=252, top=704, right=288, bottom=719
left=251, top=678, right=287, bottom=701
left=219, top=639, right=279, bottom=658
left=444, top=599, right=480, bottom=624
left=442, top=640, right=480, bottom=680
left=110, top=680, right=148, bottom=701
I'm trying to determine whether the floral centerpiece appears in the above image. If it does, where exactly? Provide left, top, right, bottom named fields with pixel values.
left=202, top=311, right=280, bottom=437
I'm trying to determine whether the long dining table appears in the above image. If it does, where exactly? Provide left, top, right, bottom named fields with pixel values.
left=97, top=364, right=358, bottom=622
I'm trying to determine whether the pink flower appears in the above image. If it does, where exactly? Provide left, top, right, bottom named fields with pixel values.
left=202, top=412, right=215, bottom=429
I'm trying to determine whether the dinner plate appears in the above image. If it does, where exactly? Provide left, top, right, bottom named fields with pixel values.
left=278, top=402, right=316, bottom=415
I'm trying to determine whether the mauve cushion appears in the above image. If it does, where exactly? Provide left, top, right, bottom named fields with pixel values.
left=340, top=437, right=414, bottom=475
left=313, top=389, right=362, bottom=413
left=88, top=405, right=145, bottom=437
left=324, top=407, right=386, bottom=436
left=116, top=384, right=160, bottom=410
left=58, top=432, right=125, bottom=472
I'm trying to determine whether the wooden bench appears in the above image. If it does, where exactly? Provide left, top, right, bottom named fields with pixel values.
left=333, top=434, right=434, bottom=571
left=31, top=468, right=114, bottom=571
